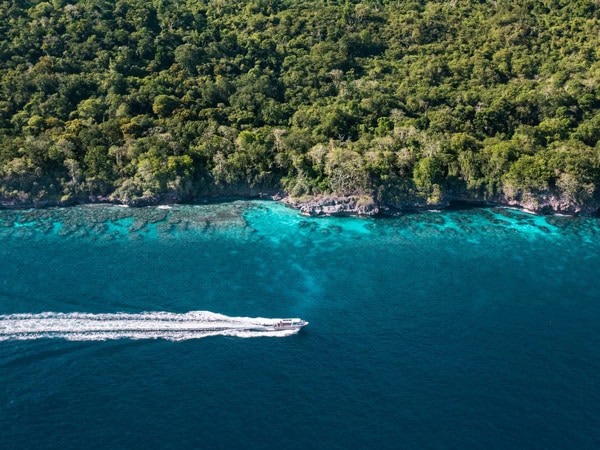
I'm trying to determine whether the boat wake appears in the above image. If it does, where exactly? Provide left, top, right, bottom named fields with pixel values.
left=0, top=311, right=306, bottom=341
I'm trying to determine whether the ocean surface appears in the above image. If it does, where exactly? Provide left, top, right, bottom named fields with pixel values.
left=1, top=201, right=599, bottom=449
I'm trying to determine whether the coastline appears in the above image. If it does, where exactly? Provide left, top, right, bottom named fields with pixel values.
left=1, top=190, right=599, bottom=217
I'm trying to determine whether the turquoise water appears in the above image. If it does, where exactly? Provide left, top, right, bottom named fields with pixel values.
left=1, top=201, right=599, bottom=448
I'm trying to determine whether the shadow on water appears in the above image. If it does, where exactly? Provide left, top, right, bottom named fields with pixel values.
left=445, top=200, right=495, bottom=211
left=371, top=200, right=497, bottom=220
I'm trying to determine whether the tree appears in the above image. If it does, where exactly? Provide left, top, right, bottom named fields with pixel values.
left=152, top=95, right=180, bottom=118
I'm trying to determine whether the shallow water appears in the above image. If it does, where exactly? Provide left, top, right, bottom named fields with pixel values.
left=1, top=201, right=599, bottom=449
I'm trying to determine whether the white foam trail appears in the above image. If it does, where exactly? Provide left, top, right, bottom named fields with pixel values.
left=0, top=311, right=304, bottom=341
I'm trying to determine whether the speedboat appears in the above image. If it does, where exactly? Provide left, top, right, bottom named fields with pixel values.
left=272, top=318, right=308, bottom=331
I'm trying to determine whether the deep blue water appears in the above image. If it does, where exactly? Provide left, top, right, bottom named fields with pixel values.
left=1, top=201, right=599, bottom=449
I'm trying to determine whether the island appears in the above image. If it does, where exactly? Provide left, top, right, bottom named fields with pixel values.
left=1, top=0, right=599, bottom=215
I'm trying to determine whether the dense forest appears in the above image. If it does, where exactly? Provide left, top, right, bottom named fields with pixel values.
left=1, top=0, right=600, bottom=213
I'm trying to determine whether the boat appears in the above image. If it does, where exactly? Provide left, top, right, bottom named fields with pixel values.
left=271, top=318, right=309, bottom=331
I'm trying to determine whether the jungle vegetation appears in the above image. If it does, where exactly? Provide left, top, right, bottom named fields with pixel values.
left=1, top=0, right=600, bottom=209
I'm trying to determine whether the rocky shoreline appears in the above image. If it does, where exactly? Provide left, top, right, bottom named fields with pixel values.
left=282, top=192, right=600, bottom=217
left=2, top=189, right=599, bottom=217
